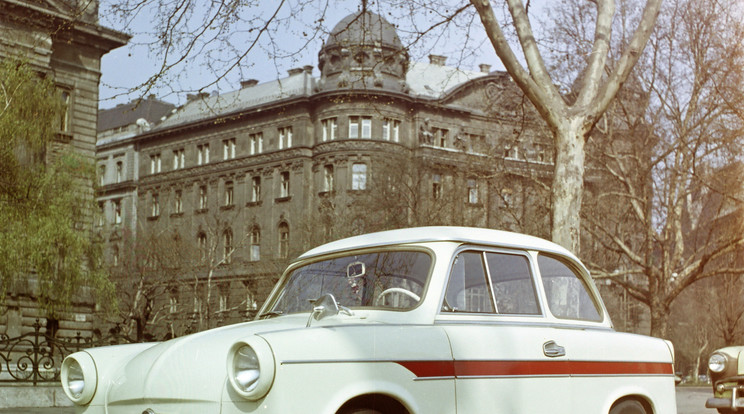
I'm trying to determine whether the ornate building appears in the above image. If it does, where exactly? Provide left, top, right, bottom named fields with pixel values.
left=96, top=9, right=553, bottom=339
left=0, top=0, right=128, bottom=337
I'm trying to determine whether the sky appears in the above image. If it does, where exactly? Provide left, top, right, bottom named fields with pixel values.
left=96, top=0, right=505, bottom=109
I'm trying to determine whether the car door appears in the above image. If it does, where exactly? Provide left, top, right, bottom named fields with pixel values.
left=437, top=249, right=572, bottom=414
left=534, top=253, right=676, bottom=412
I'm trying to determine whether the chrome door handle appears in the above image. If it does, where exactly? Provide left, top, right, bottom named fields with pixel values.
left=543, top=340, right=566, bottom=358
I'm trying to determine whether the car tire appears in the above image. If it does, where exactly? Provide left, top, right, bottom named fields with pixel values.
left=609, top=399, right=647, bottom=414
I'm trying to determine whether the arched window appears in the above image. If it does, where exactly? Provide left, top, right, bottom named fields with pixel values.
left=278, top=222, right=289, bottom=259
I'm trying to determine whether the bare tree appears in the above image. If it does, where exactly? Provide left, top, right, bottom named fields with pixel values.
left=470, top=0, right=662, bottom=252
left=577, top=0, right=744, bottom=337
left=108, top=222, right=188, bottom=341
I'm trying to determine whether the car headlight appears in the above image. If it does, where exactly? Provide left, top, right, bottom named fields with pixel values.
left=227, top=336, right=275, bottom=400
left=61, top=352, right=97, bottom=405
left=709, top=352, right=728, bottom=373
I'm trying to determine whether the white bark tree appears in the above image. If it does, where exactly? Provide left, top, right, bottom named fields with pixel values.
left=470, top=0, right=662, bottom=252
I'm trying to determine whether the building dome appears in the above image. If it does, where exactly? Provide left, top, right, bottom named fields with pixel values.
left=317, top=10, right=409, bottom=93
left=325, top=10, right=403, bottom=50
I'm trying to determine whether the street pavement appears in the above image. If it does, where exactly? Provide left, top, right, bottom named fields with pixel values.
left=0, top=386, right=720, bottom=413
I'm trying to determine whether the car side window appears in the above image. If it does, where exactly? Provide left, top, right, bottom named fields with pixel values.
left=485, top=252, right=540, bottom=315
left=443, top=252, right=494, bottom=313
left=537, top=254, right=601, bottom=321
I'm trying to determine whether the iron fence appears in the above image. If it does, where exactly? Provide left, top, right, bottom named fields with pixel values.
left=0, top=319, right=126, bottom=385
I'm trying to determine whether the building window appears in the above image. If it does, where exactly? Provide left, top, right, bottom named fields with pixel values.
left=112, top=244, right=119, bottom=267
left=199, top=185, right=208, bottom=210
left=383, top=119, right=400, bottom=142
left=59, top=88, right=71, bottom=132
left=467, top=179, right=478, bottom=204
left=193, top=296, right=202, bottom=315
left=250, top=227, right=260, bottom=261
left=279, top=171, right=290, bottom=198
left=322, top=118, right=337, bottom=141
left=278, top=127, right=293, bottom=149
left=349, top=116, right=371, bottom=139
left=348, top=117, right=359, bottom=139
left=324, top=165, right=334, bottom=192
left=223, top=138, right=236, bottom=160
left=432, top=174, right=442, bottom=199
left=150, top=153, right=161, bottom=174
left=151, top=193, right=160, bottom=217
left=436, top=128, right=449, bottom=148
left=98, top=165, right=106, bottom=186
left=250, top=132, right=263, bottom=155
left=361, top=117, right=372, bottom=138
left=114, top=199, right=122, bottom=224
left=219, top=288, right=229, bottom=313
left=223, top=229, right=233, bottom=264
left=224, top=181, right=234, bottom=206
left=250, top=176, right=261, bottom=203
left=173, top=148, right=185, bottom=170
left=246, top=289, right=257, bottom=311
left=278, top=222, right=289, bottom=259
left=351, top=163, right=367, bottom=190
left=116, top=161, right=123, bottom=183
left=197, top=232, right=207, bottom=262
left=169, top=294, right=178, bottom=314
left=534, top=143, right=547, bottom=162
left=174, top=190, right=183, bottom=214
left=197, top=144, right=210, bottom=165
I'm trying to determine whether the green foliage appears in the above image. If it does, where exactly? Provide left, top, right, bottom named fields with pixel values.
left=0, top=57, right=115, bottom=318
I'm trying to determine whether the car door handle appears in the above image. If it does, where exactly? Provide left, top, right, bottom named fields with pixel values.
left=543, top=340, right=566, bottom=358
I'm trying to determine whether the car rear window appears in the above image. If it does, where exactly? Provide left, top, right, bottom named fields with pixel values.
left=537, top=254, right=602, bottom=321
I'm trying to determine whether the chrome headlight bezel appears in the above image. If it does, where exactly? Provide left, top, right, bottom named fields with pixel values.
left=709, top=352, right=728, bottom=374
left=227, top=336, right=275, bottom=400
left=61, top=351, right=98, bottom=405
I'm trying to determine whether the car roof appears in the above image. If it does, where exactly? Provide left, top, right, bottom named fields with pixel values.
left=298, top=226, right=580, bottom=263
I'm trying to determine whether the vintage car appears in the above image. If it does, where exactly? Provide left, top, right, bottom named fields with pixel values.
left=706, top=346, right=744, bottom=413
left=60, top=227, right=677, bottom=413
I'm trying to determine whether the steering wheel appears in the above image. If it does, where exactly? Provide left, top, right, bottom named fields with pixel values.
left=375, top=288, right=420, bottom=306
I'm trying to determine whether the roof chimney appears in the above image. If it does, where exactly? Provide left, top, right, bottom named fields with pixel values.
left=240, top=79, right=259, bottom=89
left=428, top=54, right=447, bottom=66
left=479, top=63, right=492, bottom=73
left=288, top=68, right=304, bottom=76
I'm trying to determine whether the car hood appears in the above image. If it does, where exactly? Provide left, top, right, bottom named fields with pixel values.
left=105, top=315, right=313, bottom=405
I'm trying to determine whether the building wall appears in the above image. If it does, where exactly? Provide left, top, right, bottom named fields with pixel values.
left=0, top=0, right=128, bottom=339
left=95, top=69, right=558, bottom=340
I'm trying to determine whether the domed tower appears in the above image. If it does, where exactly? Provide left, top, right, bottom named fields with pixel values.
left=317, top=9, right=410, bottom=93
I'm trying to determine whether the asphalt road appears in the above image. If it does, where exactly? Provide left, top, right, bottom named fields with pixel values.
left=0, top=386, right=719, bottom=414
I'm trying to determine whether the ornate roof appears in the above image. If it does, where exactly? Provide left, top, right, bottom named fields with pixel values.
left=324, top=10, right=402, bottom=49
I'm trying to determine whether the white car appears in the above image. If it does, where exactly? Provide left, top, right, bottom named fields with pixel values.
left=61, top=227, right=677, bottom=413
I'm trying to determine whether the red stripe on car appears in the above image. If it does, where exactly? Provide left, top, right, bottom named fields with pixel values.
left=396, top=360, right=673, bottom=378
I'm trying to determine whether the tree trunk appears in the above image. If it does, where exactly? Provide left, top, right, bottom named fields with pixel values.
left=649, top=298, right=671, bottom=338
left=551, top=119, right=587, bottom=254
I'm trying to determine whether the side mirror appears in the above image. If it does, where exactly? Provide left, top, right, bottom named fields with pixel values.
left=307, top=294, right=352, bottom=327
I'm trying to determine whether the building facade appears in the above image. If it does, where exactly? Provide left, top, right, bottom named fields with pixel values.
left=0, top=0, right=128, bottom=337
left=96, top=10, right=554, bottom=339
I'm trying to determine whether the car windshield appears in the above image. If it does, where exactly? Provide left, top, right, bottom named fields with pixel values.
left=269, top=250, right=432, bottom=314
